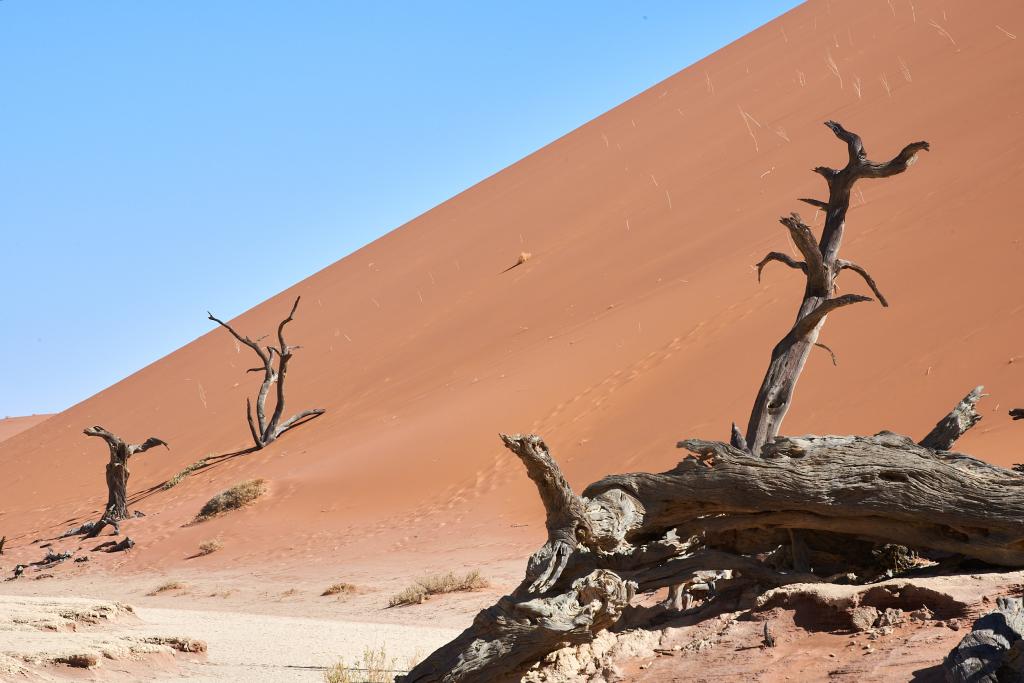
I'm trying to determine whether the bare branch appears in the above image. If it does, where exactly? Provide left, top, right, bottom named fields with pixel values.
left=755, top=252, right=806, bottom=281
left=268, top=297, right=302, bottom=436
left=788, top=294, right=872, bottom=342
left=779, top=213, right=827, bottom=291
left=824, top=120, right=866, bottom=164
left=730, top=422, right=750, bottom=453
left=276, top=296, right=301, bottom=355
left=858, top=141, right=930, bottom=179
left=837, top=259, right=889, bottom=307
left=245, top=398, right=260, bottom=448
left=798, top=197, right=829, bottom=210
left=207, top=312, right=269, bottom=363
left=919, top=386, right=986, bottom=450
left=128, top=437, right=169, bottom=456
left=814, top=342, right=838, bottom=366
left=813, top=166, right=839, bottom=185
left=83, top=426, right=120, bottom=448
left=272, top=408, right=325, bottom=438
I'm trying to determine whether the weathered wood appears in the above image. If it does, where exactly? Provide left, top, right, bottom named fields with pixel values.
left=82, top=426, right=167, bottom=534
left=919, top=386, right=985, bottom=450
left=406, top=430, right=1024, bottom=682
left=745, top=122, right=928, bottom=456
left=208, top=296, right=325, bottom=449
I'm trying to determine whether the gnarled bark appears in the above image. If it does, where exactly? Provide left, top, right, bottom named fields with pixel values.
left=407, top=394, right=1023, bottom=681
left=744, top=122, right=928, bottom=456
left=82, top=426, right=167, bottom=536
left=208, top=296, right=325, bottom=449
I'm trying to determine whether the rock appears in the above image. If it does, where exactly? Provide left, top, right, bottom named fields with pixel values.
left=850, top=606, right=880, bottom=632
left=877, top=608, right=905, bottom=628
left=911, top=606, right=935, bottom=623
left=944, top=596, right=1024, bottom=682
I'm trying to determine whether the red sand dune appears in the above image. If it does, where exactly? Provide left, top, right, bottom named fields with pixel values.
left=0, top=415, right=52, bottom=444
left=1, top=0, right=1022, bottom=580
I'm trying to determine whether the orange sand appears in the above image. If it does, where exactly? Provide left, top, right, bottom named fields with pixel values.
left=1, top=0, right=1021, bottom=605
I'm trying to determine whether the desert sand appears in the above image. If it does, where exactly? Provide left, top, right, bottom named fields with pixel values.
left=2, top=0, right=1023, bottom=679
left=0, top=416, right=51, bottom=445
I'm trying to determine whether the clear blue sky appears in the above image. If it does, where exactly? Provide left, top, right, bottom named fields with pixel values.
left=0, top=2, right=800, bottom=417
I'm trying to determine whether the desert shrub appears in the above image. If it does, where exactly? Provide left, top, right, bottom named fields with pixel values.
left=322, top=582, right=356, bottom=597
left=193, top=479, right=266, bottom=522
left=324, top=645, right=399, bottom=683
left=147, top=580, right=188, bottom=596
left=388, top=570, right=488, bottom=607
left=197, top=539, right=222, bottom=556
left=162, top=457, right=210, bottom=490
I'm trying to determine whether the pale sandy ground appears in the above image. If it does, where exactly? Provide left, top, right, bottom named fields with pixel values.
left=139, top=608, right=459, bottom=682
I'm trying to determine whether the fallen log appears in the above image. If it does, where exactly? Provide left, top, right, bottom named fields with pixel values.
left=405, top=419, right=1024, bottom=681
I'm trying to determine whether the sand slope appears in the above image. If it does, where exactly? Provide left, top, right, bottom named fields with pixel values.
left=1, top=0, right=1022, bottom=581
left=0, top=416, right=52, bottom=444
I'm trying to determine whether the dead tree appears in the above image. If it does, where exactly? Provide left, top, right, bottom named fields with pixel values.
left=83, top=426, right=167, bottom=536
left=743, top=121, right=928, bottom=456
left=406, top=416, right=1024, bottom=682
left=208, top=296, right=325, bottom=449
left=401, top=124, right=1024, bottom=682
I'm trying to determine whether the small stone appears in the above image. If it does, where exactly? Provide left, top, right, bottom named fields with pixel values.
left=850, top=606, right=880, bottom=632
left=909, top=606, right=934, bottom=623
left=947, top=619, right=961, bottom=631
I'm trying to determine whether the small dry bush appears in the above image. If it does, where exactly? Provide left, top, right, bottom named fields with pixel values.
left=388, top=569, right=488, bottom=607
left=162, top=457, right=210, bottom=491
left=197, top=539, right=223, bottom=556
left=322, top=582, right=356, bottom=597
left=194, top=479, right=266, bottom=522
left=324, top=645, right=399, bottom=683
left=147, top=580, right=189, bottom=596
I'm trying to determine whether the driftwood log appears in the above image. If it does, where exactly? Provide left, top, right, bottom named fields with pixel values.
left=405, top=396, right=1024, bottom=681
left=82, top=426, right=167, bottom=537
left=208, top=296, right=324, bottom=449
left=743, top=121, right=928, bottom=456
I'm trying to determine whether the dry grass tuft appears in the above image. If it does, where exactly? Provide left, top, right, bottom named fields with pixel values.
left=194, top=479, right=266, bottom=522
left=197, top=539, right=223, bottom=556
left=388, top=570, right=488, bottom=607
left=147, top=580, right=189, bottom=596
left=324, top=645, right=400, bottom=683
left=162, top=457, right=210, bottom=491
left=322, top=582, right=356, bottom=597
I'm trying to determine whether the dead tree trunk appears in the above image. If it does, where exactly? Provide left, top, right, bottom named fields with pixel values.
left=405, top=398, right=1024, bottom=682
left=743, top=122, right=929, bottom=456
left=82, top=426, right=167, bottom=536
left=208, top=296, right=325, bottom=449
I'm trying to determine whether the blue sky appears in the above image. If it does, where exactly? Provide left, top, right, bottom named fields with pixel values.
left=0, top=2, right=800, bottom=417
